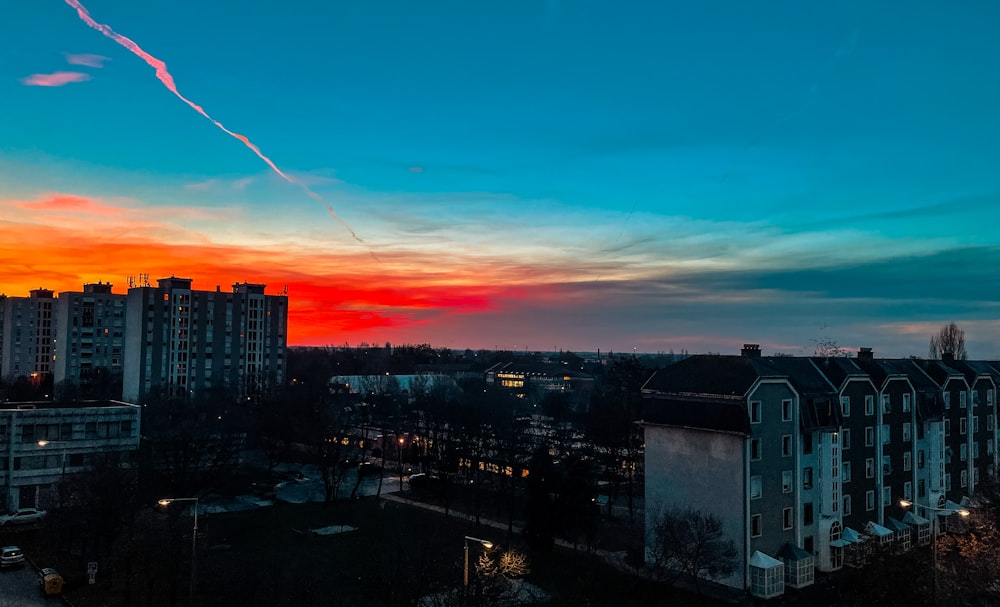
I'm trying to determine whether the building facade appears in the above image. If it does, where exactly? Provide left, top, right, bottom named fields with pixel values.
left=641, top=345, right=997, bottom=598
left=122, top=277, right=288, bottom=403
left=1, top=400, right=141, bottom=512
left=53, top=282, right=128, bottom=399
left=0, top=288, right=56, bottom=384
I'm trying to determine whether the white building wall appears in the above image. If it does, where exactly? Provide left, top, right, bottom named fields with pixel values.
left=645, top=424, right=746, bottom=589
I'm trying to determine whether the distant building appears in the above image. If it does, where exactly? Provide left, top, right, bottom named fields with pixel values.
left=641, top=345, right=996, bottom=599
left=485, top=361, right=594, bottom=410
left=0, top=288, right=56, bottom=384
left=0, top=400, right=141, bottom=511
left=122, top=277, right=288, bottom=403
left=53, top=282, right=127, bottom=399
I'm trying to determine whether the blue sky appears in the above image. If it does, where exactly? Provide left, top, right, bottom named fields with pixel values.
left=2, top=1, right=999, bottom=357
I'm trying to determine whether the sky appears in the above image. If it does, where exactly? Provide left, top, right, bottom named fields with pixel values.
left=3, top=1, right=1000, bottom=358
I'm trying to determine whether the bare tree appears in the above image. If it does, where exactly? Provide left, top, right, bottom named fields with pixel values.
left=929, top=322, right=967, bottom=360
left=648, top=507, right=738, bottom=594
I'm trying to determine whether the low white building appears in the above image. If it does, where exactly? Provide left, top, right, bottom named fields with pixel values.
left=0, top=400, right=141, bottom=512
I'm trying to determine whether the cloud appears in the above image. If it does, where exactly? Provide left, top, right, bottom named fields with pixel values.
left=64, top=52, right=110, bottom=68
left=21, top=71, right=91, bottom=87
left=11, top=194, right=124, bottom=216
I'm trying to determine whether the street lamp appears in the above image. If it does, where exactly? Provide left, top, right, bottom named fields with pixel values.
left=463, top=535, right=493, bottom=587
left=158, top=497, right=200, bottom=603
left=899, top=498, right=969, bottom=603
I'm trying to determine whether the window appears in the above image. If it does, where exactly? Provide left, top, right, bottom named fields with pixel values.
left=865, top=426, right=874, bottom=447
left=750, top=401, right=761, bottom=424
left=989, top=440, right=994, bottom=456
left=961, top=470, right=968, bottom=488
left=783, top=470, right=793, bottom=493
left=802, top=433, right=813, bottom=455
left=751, top=438, right=761, bottom=460
left=903, top=393, right=911, bottom=412
left=945, top=419, right=951, bottom=436
left=960, top=418, right=967, bottom=435
left=882, top=487, right=891, bottom=506
left=918, top=479, right=926, bottom=497
left=866, top=490, right=875, bottom=511
left=783, top=507, right=793, bottom=530
left=974, top=416, right=980, bottom=433
left=751, top=514, right=762, bottom=537
left=782, top=435, right=793, bottom=457
left=903, top=423, right=911, bottom=442
left=882, top=424, right=891, bottom=444
left=883, top=455, right=892, bottom=475
left=944, top=392, right=951, bottom=409
left=844, top=495, right=852, bottom=516
left=751, top=475, right=762, bottom=499
left=945, top=474, right=952, bottom=491
left=842, top=429, right=851, bottom=449
left=960, top=444, right=968, bottom=461
left=961, top=392, right=967, bottom=409
left=974, top=442, right=979, bottom=459
left=842, top=461, right=851, bottom=483
left=990, top=415, right=996, bottom=431
left=865, top=395, right=875, bottom=416
left=803, top=467, right=813, bottom=490
left=866, top=458, right=875, bottom=478
left=782, top=399, right=793, bottom=422
left=882, top=394, right=891, bottom=414
left=803, top=503, right=814, bottom=525
left=841, top=396, right=850, bottom=417
left=904, top=481, right=912, bottom=500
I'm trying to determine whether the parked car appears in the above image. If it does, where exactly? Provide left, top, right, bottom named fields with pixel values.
left=0, top=508, right=46, bottom=526
left=408, top=473, right=442, bottom=490
left=1, top=546, right=25, bottom=568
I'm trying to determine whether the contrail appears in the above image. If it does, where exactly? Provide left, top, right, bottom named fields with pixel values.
left=64, top=0, right=362, bottom=243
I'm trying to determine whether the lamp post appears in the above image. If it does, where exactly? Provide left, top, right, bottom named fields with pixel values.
left=899, top=498, right=969, bottom=604
left=159, top=497, right=200, bottom=603
left=463, top=535, right=493, bottom=588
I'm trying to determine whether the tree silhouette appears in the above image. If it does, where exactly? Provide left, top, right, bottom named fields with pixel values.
left=929, top=322, right=967, bottom=360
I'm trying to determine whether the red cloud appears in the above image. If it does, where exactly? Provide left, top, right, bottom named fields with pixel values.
left=21, top=71, right=91, bottom=87
left=64, top=52, right=110, bottom=67
left=10, top=194, right=124, bottom=217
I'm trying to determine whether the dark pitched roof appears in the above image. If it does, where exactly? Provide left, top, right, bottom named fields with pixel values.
left=801, top=395, right=842, bottom=431
left=642, top=356, right=761, bottom=397
left=642, top=395, right=750, bottom=435
left=810, top=357, right=865, bottom=389
left=949, top=360, right=1000, bottom=386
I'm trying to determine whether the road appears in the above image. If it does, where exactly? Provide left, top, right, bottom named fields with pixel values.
left=0, top=561, right=59, bottom=606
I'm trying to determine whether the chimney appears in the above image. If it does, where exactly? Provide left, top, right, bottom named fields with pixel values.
left=942, top=352, right=955, bottom=363
left=857, top=347, right=873, bottom=361
left=741, top=344, right=762, bottom=358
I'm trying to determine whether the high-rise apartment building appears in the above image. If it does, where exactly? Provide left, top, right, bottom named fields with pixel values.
left=53, top=282, right=127, bottom=398
left=0, top=288, right=56, bottom=383
left=122, top=277, right=287, bottom=403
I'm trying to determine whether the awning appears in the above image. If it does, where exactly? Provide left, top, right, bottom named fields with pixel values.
left=749, top=550, right=784, bottom=568
left=865, top=522, right=893, bottom=537
left=777, top=543, right=813, bottom=561
left=902, top=511, right=930, bottom=526
left=885, top=517, right=910, bottom=532
left=830, top=539, right=850, bottom=548
left=843, top=527, right=866, bottom=543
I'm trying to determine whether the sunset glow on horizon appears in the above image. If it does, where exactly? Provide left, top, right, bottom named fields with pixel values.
left=4, top=1, right=1000, bottom=357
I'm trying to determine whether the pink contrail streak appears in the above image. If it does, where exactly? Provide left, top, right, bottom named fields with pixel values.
left=63, top=0, right=362, bottom=243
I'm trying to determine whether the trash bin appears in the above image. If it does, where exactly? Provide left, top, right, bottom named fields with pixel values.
left=40, top=567, right=63, bottom=596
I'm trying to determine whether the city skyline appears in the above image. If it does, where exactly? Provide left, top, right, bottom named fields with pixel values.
left=4, top=1, right=1000, bottom=357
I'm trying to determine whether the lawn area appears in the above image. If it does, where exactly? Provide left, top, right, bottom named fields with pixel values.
left=40, top=494, right=712, bottom=606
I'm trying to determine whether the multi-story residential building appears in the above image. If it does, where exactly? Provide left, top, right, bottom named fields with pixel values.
left=122, top=277, right=288, bottom=403
left=641, top=345, right=996, bottom=599
left=1, top=400, right=141, bottom=512
left=0, top=289, right=56, bottom=385
left=53, top=282, right=128, bottom=399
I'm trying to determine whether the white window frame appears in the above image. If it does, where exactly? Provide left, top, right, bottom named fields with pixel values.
left=865, top=395, right=874, bottom=416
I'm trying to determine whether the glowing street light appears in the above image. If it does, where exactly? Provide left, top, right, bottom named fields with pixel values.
left=463, top=535, right=494, bottom=587
left=900, top=498, right=969, bottom=604
left=158, top=497, right=200, bottom=603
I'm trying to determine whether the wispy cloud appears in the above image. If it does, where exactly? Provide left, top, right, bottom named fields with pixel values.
left=64, top=52, right=110, bottom=68
left=21, top=71, right=91, bottom=87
